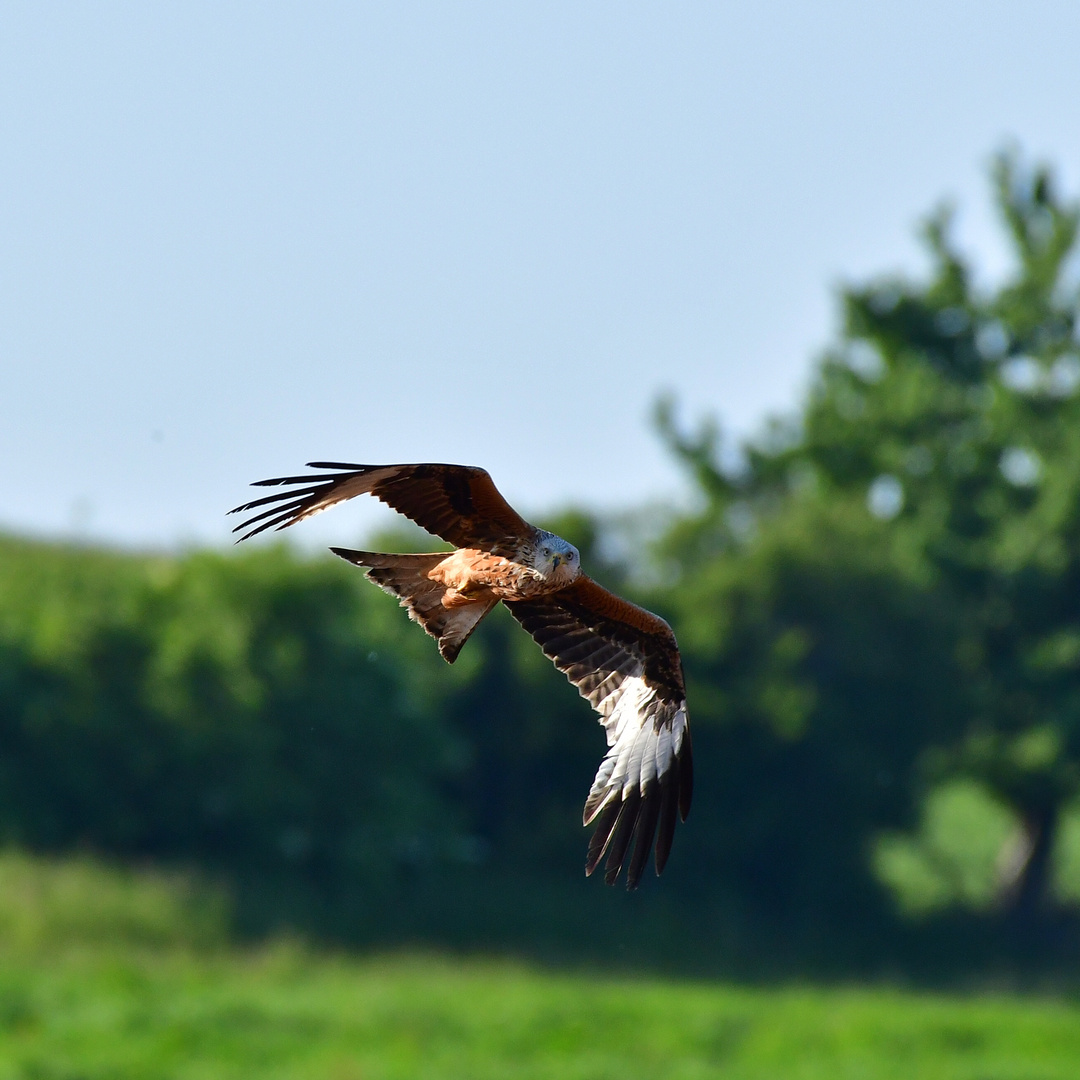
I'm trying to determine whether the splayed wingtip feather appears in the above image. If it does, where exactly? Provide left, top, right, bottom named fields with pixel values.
left=626, top=789, right=661, bottom=890
left=602, top=789, right=640, bottom=886
left=585, top=800, right=621, bottom=876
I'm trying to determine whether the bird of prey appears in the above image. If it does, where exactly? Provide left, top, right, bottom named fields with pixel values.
left=230, top=462, right=692, bottom=888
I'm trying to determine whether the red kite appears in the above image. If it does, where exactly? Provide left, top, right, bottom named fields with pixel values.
left=230, top=462, right=692, bottom=888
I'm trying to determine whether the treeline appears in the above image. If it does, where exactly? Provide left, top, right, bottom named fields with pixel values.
left=4, top=150, right=1080, bottom=976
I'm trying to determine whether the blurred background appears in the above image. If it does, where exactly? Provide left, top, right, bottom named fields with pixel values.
left=5, top=2, right=1080, bottom=1074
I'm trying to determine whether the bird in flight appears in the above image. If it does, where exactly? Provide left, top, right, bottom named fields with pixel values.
left=230, top=462, right=692, bottom=888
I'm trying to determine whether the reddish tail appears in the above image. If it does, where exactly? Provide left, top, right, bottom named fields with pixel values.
left=331, top=548, right=495, bottom=662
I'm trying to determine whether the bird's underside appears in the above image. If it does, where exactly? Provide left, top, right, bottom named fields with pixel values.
left=230, top=461, right=692, bottom=889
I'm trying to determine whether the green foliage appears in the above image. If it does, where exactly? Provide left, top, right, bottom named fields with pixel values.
left=660, top=148, right=1080, bottom=926
left=0, top=535, right=464, bottom=904
left=873, top=780, right=1019, bottom=916
left=874, top=784, right=1080, bottom=917
left=0, top=848, right=228, bottom=952
left=659, top=495, right=962, bottom=937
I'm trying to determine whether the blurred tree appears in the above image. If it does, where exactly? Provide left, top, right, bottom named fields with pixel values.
left=0, top=536, right=465, bottom=910
left=661, top=149, right=1080, bottom=927
left=651, top=487, right=961, bottom=941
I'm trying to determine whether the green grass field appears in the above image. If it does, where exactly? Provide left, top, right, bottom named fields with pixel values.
left=1, top=852, right=1079, bottom=1079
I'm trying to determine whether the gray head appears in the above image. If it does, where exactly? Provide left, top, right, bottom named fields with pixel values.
left=535, top=530, right=581, bottom=580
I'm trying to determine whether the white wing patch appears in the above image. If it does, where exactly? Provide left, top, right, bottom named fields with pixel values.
left=584, top=675, right=689, bottom=824
left=502, top=587, right=692, bottom=887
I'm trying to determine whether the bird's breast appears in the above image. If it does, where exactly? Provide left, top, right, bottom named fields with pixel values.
left=429, top=548, right=559, bottom=601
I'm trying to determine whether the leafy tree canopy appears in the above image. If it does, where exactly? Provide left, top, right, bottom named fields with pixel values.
left=660, top=149, right=1080, bottom=924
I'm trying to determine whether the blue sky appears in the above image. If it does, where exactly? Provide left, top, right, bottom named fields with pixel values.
left=3, top=2, right=1079, bottom=548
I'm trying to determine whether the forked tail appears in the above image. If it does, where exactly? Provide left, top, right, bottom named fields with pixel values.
left=330, top=548, right=495, bottom=662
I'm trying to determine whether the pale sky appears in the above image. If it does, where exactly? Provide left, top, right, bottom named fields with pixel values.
left=3, top=2, right=1079, bottom=549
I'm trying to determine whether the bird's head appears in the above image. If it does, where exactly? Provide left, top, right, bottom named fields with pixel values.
left=536, top=532, right=581, bottom=583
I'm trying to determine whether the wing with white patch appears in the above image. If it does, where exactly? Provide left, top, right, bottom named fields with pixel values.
left=504, top=576, right=692, bottom=889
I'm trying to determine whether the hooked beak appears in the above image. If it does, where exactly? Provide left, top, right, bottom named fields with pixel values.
left=552, top=554, right=562, bottom=569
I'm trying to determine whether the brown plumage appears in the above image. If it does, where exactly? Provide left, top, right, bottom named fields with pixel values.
left=230, top=461, right=692, bottom=888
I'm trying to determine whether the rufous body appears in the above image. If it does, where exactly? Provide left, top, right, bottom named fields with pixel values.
left=428, top=546, right=577, bottom=607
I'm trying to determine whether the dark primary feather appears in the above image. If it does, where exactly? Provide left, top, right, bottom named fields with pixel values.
left=600, top=789, right=640, bottom=886
left=229, top=462, right=532, bottom=548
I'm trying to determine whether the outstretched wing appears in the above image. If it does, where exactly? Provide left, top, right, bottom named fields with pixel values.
left=229, top=462, right=533, bottom=549
left=504, top=576, right=692, bottom=889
